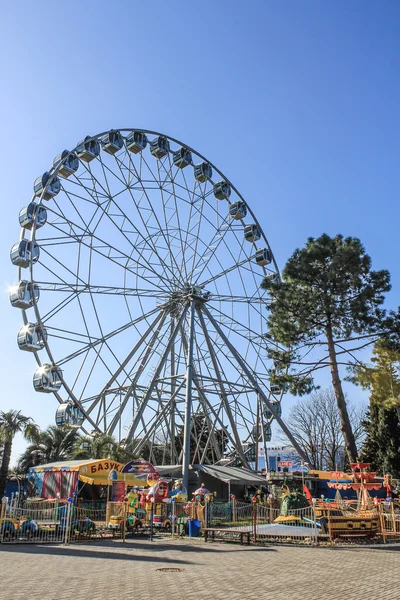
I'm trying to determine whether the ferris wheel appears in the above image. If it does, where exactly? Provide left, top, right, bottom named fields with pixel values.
left=9, top=128, right=304, bottom=482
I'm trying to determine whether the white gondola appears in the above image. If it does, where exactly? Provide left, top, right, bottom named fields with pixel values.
left=10, top=240, right=40, bottom=268
left=244, top=224, right=261, bottom=243
left=76, top=135, right=101, bottom=162
left=33, top=363, right=63, bottom=393
left=150, top=136, right=170, bottom=159
left=255, top=248, right=272, bottom=266
left=126, top=131, right=147, bottom=154
left=264, top=272, right=278, bottom=282
left=53, top=150, right=79, bottom=178
left=252, top=423, right=272, bottom=442
left=229, top=201, right=247, bottom=220
left=264, top=424, right=272, bottom=442
left=9, top=280, right=40, bottom=309
left=264, top=401, right=282, bottom=421
left=33, top=172, right=61, bottom=200
left=194, top=162, right=212, bottom=182
left=19, top=203, right=47, bottom=230
left=101, top=130, right=124, bottom=155
left=270, top=383, right=288, bottom=395
left=213, top=181, right=231, bottom=200
left=17, top=323, right=47, bottom=352
left=173, top=147, right=192, bottom=169
left=55, top=403, right=84, bottom=427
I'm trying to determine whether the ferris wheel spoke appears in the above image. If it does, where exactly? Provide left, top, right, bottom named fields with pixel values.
left=157, top=157, right=188, bottom=282
left=106, top=310, right=170, bottom=435
left=122, top=151, right=186, bottom=285
left=43, top=206, right=168, bottom=293
left=59, top=172, right=175, bottom=291
left=56, top=307, right=161, bottom=367
left=195, top=229, right=252, bottom=288
left=109, top=154, right=182, bottom=286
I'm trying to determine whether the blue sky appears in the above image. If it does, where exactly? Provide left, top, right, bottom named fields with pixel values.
left=1, top=1, right=399, bottom=463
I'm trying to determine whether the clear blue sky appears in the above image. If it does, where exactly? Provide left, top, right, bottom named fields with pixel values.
left=1, top=1, right=399, bottom=462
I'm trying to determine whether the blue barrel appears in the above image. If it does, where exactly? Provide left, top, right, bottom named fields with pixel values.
left=188, top=519, right=201, bottom=537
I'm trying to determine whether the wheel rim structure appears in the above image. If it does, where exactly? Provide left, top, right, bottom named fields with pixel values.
left=10, top=128, right=306, bottom=485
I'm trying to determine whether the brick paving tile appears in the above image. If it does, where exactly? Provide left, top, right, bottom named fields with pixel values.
left=0, top=538, right=399, bottom=600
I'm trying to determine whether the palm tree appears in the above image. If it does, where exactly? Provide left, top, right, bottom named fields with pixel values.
left=74, top=433, right=136, bottom=464
left=0, top=410, right=39, bottom=498
left=18, top=425, right=82, bottom=472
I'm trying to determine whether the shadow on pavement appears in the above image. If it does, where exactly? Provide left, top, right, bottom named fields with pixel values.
left=0, top=538, right=276, bottom=560
left=0, top=544, right=191, bottom=563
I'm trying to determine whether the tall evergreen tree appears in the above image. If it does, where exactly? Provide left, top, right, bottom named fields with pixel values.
left=361, top=404, right=400, bottom=477
left=349, top=340, right=400, bottom=476
left=262, top=234, right=390, bottom=464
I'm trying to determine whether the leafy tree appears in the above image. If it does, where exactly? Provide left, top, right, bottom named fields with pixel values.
left=0, top=410, right=39, bottom=497
left=262, top=234, right=390, bottom=463
left=18, top=425, right=81, bottom=472
left=349, top=340, right=400, bottom=476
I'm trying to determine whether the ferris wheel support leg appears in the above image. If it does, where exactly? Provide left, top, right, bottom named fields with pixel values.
left=202, top=306, right=309, bottom=465
left=179, top=324, right=223, bottom=464
left=125, top=306, right=188, bottom=444
left=197, top=308, right=250, bottom=468
left=182, top=301, right=196, bottom=491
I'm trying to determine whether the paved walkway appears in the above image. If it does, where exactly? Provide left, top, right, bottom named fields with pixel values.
left=0, top=538, right=399, bottom=600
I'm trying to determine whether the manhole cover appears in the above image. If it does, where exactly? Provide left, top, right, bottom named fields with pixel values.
left=156, top=568, right=185, bottom=572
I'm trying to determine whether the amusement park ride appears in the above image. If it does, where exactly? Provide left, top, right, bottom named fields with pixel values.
left=9, top=128, right=310, bottom=488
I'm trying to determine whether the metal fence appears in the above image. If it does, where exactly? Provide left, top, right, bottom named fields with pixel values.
left=206, top=501, right=319, bottom=544
left=0, top=500, right=126, bottom=544
left=379, top=503, right=400, bottom=542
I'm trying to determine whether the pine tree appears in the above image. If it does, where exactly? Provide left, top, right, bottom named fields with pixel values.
left=262, top=234, right=391, bottom=464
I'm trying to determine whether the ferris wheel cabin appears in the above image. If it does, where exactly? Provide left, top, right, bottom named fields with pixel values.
left=33, top=172, right=61, bottom=200
left=150, top=136, right=170, bottom=159
left=53, top=150, right=79, bottom=178
left=19, top=203, right=47, bottom=230
left=126, top=131, right=148, bottom=154
left=255, top=248, right=272, bottom=266
left=229, top=201, right=247, bottom=220
left=10, top=240, right=40, bottom=268
left=17, top=323, right=47, bottom=352
left=244, top=224, right=261, bottom=243
left=33, top=364, right=63, bottom=393
left=101, top=130, right=124, bottom=155
left=55, top=403, right=84, bottom=427
left=264, top=401, right=282, bottom=420
left=194, top=162, right=212, bottom=182
left=213, top=181, right=231, bottom=200
left=76, top=136, right=101, bottom=162
left=173, top=147, right=192, bottom=169
left=9, top=280, right=40, bottom=309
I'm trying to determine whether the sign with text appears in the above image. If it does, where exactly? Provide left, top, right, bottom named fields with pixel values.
left=278, top=461, right=293, bottom=468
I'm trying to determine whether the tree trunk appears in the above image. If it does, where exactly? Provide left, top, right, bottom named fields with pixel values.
left=0, top=439, right=12, bottom=499
left=326, top=325, right=358, bottom=464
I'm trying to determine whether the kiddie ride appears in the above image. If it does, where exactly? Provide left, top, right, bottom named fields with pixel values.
left=144, top=478, right=188, bottom=531
left=1, top=516, right=41, bottom=540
